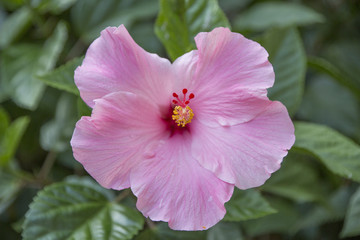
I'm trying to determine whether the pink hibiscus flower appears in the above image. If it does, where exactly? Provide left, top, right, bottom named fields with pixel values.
left=71, top=25, right=295, bottom=231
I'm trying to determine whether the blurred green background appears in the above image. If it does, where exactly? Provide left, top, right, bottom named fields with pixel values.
left=1, top=0, right=360, bottom=239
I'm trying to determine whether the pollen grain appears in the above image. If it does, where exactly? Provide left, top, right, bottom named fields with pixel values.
left=172, top=105, right=194, bottom=127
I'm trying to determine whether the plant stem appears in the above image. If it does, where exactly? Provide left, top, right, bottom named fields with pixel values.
left=37, top=151, right=57, bottom=181
left=146, top=218, right=156, bottom=229
left=114, top=189, right=130, bottom=202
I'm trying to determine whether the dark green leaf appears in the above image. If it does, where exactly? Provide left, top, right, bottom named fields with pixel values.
left=323, top=41, right=360, bottom=96
left=224, top=189, right=276, bottom=221
left=242, top=197, right=299, bottom=236
left=261, top=151, right=328, bottom=203
left=0, top=116, right=30, bottom=165
left=130, top=22, right=164, bottom=54
left=0, top=0, right=26, bottom=10
left=0, top=107, right=10, bottom=137
left=40, top=93, right=78, bottom=152
left=0, top=7, right=5, bottom=34
left=293, top=186, right=353, bottom=234
left=22, top=178, right=144, bottom=240
left=234, top=2, right=324, bottom=31
left=307, top=56, right=360, bottom=99
left=261, top=27, right=306, bottom=116
left=297, top=74, right=360, bottom=142
left=1, top=21, right=67, bottom=109
left=71, top=0, right=158, bottom=43
left=207, top=222, right=243, bottom=240
left=5, top=47, right=45, bottom=110
left=37, top=57, right=82, bottom=95
left=294, top=122, right=360, bottom=182
left=135, top=222, right=206, bottom=240
left=155, top=0, right=230, bottom=61
left=77, top=97, right=91, bottom=117
left=57, top=150, right=82, bottom=170
left=0, top=168, right=23, bottom=214
left=340, top=187, right=360, bottom=238
left=0, top=6, right=32, bottom=48
left=38, top=21, right=68, bottom=74
left=218, top=0, right=251, bottom=13
left=30, top=0, right=77, bottom=14
left=1, top=43, right=42, bottom=102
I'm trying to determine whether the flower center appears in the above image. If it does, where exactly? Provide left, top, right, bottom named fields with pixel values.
left=171, top=89, right=195, bottom=127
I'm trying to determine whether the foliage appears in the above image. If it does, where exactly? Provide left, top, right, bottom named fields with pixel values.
left=1, top=0, right=360, bottom=239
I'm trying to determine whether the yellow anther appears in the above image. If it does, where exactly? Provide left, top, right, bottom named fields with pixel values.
left=172, top=105, right=194, bottom=127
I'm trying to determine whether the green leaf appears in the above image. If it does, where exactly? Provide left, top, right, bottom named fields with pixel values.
left=242, top=197, right=299, bottom=237
left=224, top=189, right=276, bottom=221
left=294, top=186, right=353, bottom=234
left=40, top=93, right=78, bottom=152
left=0, top=7, right=5, bottom=31
left=71, top=0, right=158, bottom=43
left=37, top=57, right=82, bottom=95
left=1, top=21, right=68, bottom=110
left=218, top=0, right=251, bottom=13
left=234, top=2, right=324, bottom=31
left=0, top=6, right=33, bottom=48
left=22, top=178, right=144, bottom=240
left=0, top=0, right=26, bottom=10
left=38, top=21, right=68, bottom=74
left=4, top=45, right=45, bottom=109
left=0, top=116, right=30, bottom=166
left=30, top=0, right=77, bottom=14
left=130, top=22, right=164, bottom=53
left=0, top=107, right=10, bottom=137
left=207, top=222, right=244, bottom=240
left=155, top=0, right=230, bottom=61
left=297, top=74, right=360, bottom=142
left=294, top=122, right=360, bottom=182
left=261, top=151, right=328, bottom=203
left=135, top=222, right=206, bottom=240
left=323, top=41, right=360, bottom=95
left=1, top=43, right=41, bottom=100
left=77, top=97, right=91, bottom=117
left=340, top=187, right=360, bottom=238
left=307, top=56, right=360, bottom=99
left=0, top=168, right=23, bottom=214
left=261, top=27, right=306, bottom=116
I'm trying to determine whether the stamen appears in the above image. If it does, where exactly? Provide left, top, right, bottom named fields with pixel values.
left=171, top=88, right=195, bottom=127
left=172, top=106, right=194, bottom=127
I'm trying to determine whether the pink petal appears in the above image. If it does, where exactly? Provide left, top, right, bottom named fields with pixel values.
left=172, top=27, right=275, bottom=127
left=75, top=25, right=173, bottom=108
left=130, top=134, right=234, bottom=231
left=173, top=28, right=274, bottom=96
left=71, top=91, right=167, bottom=190
left=172, top=50, right=199, bottom=92
left=191, top=101, right=295, bottom=189
left=193, top=27, right=274, bottom=92
left=192, top=87, right=272, bottom=127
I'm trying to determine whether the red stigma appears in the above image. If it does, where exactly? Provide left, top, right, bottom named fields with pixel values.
left=172, top=89, right=195, bottom=107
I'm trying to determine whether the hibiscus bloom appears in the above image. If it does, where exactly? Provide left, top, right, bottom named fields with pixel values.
left=71, top=25, right=295, bottom=231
